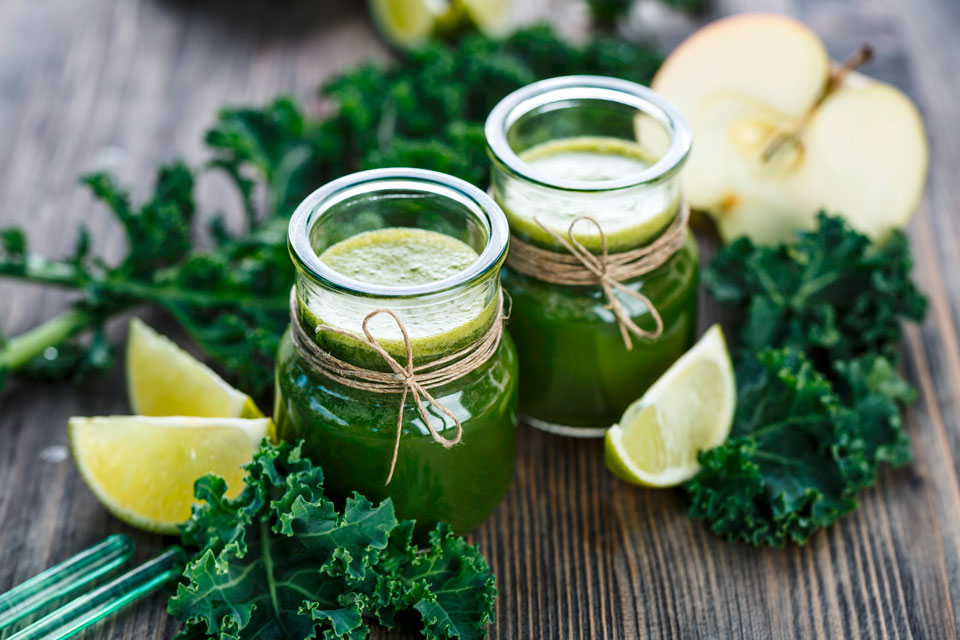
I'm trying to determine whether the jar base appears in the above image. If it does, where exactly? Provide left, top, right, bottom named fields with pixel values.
left=522, top=415, right=606, bottom=439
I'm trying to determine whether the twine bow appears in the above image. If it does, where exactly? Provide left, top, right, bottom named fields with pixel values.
left=504, top=203, right=688, bottom=351
left=321, top=309, right=462, bottom=485
left=289, top=289, right=505, bottom=485
left=537, top=216, right=664, bottom=350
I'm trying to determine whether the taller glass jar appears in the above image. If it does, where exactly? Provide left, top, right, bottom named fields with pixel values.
left=485, top=76, right=697, bottom=437
left=274, top=168, right=517, bottom=534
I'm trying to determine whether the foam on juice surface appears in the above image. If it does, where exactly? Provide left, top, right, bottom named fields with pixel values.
left=501, top=136, right=681, bottom=252
left=304, top=228, right=495, bottom=358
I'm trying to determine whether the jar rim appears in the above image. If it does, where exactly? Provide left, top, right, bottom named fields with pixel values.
left=484, top=75, right=693, bottom=192
left=288, top=168, right=509, bottom=298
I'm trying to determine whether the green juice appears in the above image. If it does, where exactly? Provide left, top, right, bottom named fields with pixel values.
left=274, top=228, right=517, bottom=534
left=497, top=136, right=699, bottom=431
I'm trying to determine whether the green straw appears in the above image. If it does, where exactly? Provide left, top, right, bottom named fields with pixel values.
left=0, top=534, right=134, bottom=630
left=7, top=547, right=185, bottom=640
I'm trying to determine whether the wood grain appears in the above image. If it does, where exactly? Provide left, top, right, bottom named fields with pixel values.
left=1, top=0, right=958, bottom=638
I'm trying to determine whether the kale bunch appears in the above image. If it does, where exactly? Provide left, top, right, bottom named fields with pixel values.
left=587, top=0, right=709, bottom=26
left=169, top=441, right=495, bottom=640
left=0, top=26, right=664, bottom=398
left=688, top=215, right=926, bottom=545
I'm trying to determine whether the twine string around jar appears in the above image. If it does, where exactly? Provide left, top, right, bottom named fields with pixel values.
left=505, top=202, right=689, bottom=350
left=288, top=288, right=506, bottom=485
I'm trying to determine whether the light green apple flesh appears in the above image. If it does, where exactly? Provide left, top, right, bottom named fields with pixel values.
left=651, top=13, right=929, bottom=244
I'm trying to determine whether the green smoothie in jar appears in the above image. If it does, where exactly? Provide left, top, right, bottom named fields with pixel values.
left=275, top=169, right=517, bottom=534
left=486, top=76, right=697, bottom=436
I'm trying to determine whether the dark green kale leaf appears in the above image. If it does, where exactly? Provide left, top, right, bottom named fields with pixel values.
left=692, top=215, right=926, bottom=546
left=169, top=441, right=497, bottom=640
left=205, top=97, right=347, bottom=223
left=688, top=349, right=872, bottom=546
left=587, top=0, right=708, bottom=25
left=833, top=356, right=914, bottom=467
left=704, top=213, right=926, bottom=365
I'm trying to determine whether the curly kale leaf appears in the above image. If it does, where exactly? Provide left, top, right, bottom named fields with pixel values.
left=704, top=213, right=926, bottom=365
left=587, top=0, right=708, bottom=25
left=688, top=349, right=871, bottom=546
left=169, top=441, right=497, bottom=640
left=833, top=355, right=914, bottom=467
left=692, top=216, right=926, bottom=545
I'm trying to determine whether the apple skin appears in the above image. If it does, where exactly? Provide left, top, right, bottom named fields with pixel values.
left=652, top=12, right=930, bottom=245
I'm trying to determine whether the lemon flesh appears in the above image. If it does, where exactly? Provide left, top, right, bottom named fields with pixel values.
left=605, top=325, right=736, bottom=487
left=126, top=318, right=262, bottom=419
left=70, top=416, right=270, bottom=534
left=458, top=0, right=513, bottom=36
left=369, top=0, right=449, bottom=48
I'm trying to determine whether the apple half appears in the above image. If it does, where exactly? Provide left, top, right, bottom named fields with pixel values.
left=651, top=13, right=929, bottom=244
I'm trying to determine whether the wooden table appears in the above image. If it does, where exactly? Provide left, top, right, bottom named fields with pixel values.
left=1, top=0, right=958, bottom=637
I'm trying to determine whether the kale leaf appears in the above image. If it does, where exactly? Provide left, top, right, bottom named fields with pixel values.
left=587, top=0, right=709, bottom=25
left=704, top=213, right=926, bottom=365
left=688, top=349, right=871, bottom=546
left=690, top=215, right=926, bottom=545
left=169, top=441, right=496, bottom=640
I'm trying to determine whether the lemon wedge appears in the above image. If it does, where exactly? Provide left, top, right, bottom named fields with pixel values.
left=605, top=325, right=736, bottom=487
left=126, top=318, right=262, bottom=419
left=369, top=0, right=450, bottom=48
left=458, top=0, right=513, bottom=36
left=70, top=415, right=271, bottom=534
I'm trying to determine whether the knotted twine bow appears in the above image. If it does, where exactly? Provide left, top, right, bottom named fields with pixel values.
left=506, top=202, right=689, bottom=350
left=289, top=289, right=506, bottom=484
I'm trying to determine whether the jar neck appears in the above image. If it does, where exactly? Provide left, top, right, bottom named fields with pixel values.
left=286, top=169, right=509, bottom=370
left=294, top=270, right=501, bottom=369
left=490, top=159, right=684, bottom=254
left=484, top=76, right=691, bottom=254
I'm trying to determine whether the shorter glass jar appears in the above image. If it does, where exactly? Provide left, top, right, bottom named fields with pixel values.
left=275, top=169, right=517, bottom=534
left=486, top=76, right=698, bottom=436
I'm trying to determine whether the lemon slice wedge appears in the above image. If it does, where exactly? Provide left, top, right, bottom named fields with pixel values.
left=369, top=0, right=450, bottom=48
left=458, top=0, right=513, bottom=36
left=605, top=325, right=736, bottom=487
left=126, top=318, right=262, bottom=419
left=70, top=415, right=271, bottom=534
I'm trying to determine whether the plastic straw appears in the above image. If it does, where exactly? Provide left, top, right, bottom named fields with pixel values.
left=7, top=547, right=185, bottom=640
left=0, top=534, right=134, bottom=630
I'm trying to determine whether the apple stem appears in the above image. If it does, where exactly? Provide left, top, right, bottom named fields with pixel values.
left=761, top=43, right=875, bottom=163
left=828, top=44, right=874, bottom=92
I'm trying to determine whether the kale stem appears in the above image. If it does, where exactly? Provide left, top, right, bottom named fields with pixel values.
left=0, top=309, right=94, bottom=371
left=0, top=256, right=81, bottom=287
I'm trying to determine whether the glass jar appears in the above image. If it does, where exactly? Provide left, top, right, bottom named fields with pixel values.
left=275, top=168, right=517, bottom=534
left=485, top=75, right=697, bottom=437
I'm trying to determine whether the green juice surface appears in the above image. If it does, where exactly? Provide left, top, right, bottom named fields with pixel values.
left=320, top=228, right=479, bottom=286
left=275, top=227, right=517, bottom=534
left=498, top=136, right=699, bottom=431
left=509, top=136, right=682, bottom=253
left=304, top=228, right=498, bottom=366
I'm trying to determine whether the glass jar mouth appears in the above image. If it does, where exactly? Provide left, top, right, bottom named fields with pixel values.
left=288, top=168, right=509, bottom=298
left=484, top=75, right=693, bottom=192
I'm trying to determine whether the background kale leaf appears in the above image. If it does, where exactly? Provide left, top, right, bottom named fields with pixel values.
left=169, top=441, right=496, bottom=640
left=690, top=215, right=926, bottom=545
left=0, top=25, right=664, bottom=399
left=704, top=213, right=926, bottom=365
left=586, top=0, right=709, bottom=26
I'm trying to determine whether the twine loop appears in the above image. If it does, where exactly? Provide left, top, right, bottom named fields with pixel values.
left=289, top=289, right=506, bottom=484
left=506, top=202, right=689, bottom=350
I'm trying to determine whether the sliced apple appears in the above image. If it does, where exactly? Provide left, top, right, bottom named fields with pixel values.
left=652, top=13, right=929, bottom=244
